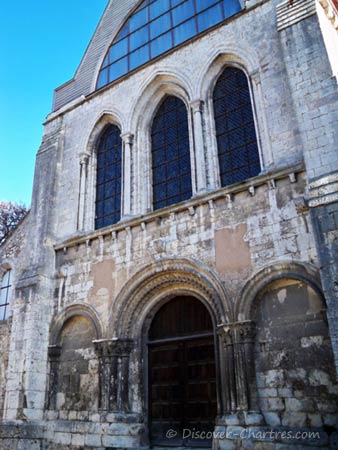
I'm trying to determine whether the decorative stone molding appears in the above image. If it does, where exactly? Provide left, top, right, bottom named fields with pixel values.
left=54, top=163, right=305, bottom=252
left=318, top=0, right=338, bottom=29
left=308, top=171, right=338, bottom=207
left=109, top=258, right=231, bottom=338
left=277, top=0, right=316, bottom=32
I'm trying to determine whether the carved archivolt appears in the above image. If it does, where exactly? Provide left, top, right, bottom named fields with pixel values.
left=109, top=258, right=232, bottom=338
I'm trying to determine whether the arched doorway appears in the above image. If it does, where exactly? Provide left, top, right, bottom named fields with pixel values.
left=148, top=296, right=217, bottom=448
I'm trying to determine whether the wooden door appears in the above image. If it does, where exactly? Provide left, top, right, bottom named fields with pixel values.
left=148, top=296, right=217, bottom=447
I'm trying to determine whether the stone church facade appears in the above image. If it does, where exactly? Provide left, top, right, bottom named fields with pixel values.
left=1, top=0, right=338, bottom=448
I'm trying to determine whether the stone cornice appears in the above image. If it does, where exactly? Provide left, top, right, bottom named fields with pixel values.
left=54, top=162, right=305, bottom=252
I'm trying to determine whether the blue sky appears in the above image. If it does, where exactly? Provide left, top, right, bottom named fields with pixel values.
left=0, top=0, right=108, bottom=206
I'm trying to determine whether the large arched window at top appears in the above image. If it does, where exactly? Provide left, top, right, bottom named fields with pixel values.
left=97, top=0, right=243, bottom=89
left=213, top=67, right=261, bottom=187
left=151, top=96, right=192, bottom=210
left=95, top=125, right=122, bottom=229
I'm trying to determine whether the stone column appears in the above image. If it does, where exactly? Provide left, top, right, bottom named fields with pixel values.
left=190, top=100, right=207, bottom=194
left=235, top=321, right=258, bottom=411
left=218, top=321, right=258, bottom=413
left=121, top=133, right=134, bottom=220
left=47, top=345, right=62, bottom=410
left=218, top=326, right=237, bottom=413
left=94, top=339, right=134, bottom=413
left=77, top=152, right=90, bottom=231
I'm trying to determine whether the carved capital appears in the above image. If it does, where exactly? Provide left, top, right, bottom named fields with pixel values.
left=236, top=321, right=256, bottom=343
left=48, top=345, right=62, bottom=360
left=121, top=132, right=134, bottom=146
left=79, top=152, right=90, bottom=165
left=190, top=99, right=204, bottom=114
left=94, top=339, right=134, bottom=358
left=218, top=326, right=234, bottom=345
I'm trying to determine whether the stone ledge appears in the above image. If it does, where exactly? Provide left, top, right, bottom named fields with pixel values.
left=54, top=162, right=305, bottom=253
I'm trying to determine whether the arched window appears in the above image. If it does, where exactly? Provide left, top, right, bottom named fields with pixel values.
left=0, top=269, right=12, bottom=320
left=213, top=67, right=261, bottom=187
left=151, top=96, right=192, bottom=210
left=97, top=0, right=242, bottom=89
left=95, top=125, right=122, bottom=229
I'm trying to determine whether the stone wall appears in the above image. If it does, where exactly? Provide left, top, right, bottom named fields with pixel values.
left=0, top=322, right=10, bottom=419
left=254, top=279, right=338, bottom=430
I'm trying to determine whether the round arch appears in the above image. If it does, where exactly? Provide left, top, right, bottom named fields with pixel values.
left=50, top=302, right=103, bottom=345
left=109, top=258, right=233, bottom=339
left=236, top=261, right=324, bottom=321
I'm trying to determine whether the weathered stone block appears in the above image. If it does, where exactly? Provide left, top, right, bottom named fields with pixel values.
left=84, top=433, right=102, bottom=447
left=282, top=412, right=307, bottom=427
left=262, top=411, right=281, bottom=427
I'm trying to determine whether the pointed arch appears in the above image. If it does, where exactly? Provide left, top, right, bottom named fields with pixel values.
left=86, top=111, right=125, bottom=156
left=128, top=72, right=196, bottom=214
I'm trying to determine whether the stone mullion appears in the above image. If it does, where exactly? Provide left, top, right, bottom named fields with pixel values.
left=190, top=100, right=207, bottom=194
left=121, top=133, right=134, bottom=219
left=77, top=152, right=90, bottom=231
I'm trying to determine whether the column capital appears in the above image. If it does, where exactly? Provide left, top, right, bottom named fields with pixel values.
left=79, top=152, right=90, bottom=165
left=218, top=321, right=256, bottom=342
left=93, top=338, right=134, bottom=357
left=48, top=345, right=62, bottom=359
left=190, top=99, right=204, bottom=113
left=121, top=132, right=134, bottom=145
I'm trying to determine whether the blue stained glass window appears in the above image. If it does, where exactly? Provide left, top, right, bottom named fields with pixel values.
left=151, top=96, right=192, bottom=210
left=197, top=3, right=223, bottom=32
left=97, top=0, right=243, bottom=89
left=130, top=7, right=148, bottom=32
left=95, top=125, right=122, bottom=229
left=109, top=58, right=128, bottom=80
left=130, top=45, right=149, bottom=70
left=149, top=0, right=171, bottom=19
left=172, top=0, right=195, bottom=25
left=150, top=13, right=171, bottom=39
left=173, top=18, right=197, bottom=46
left=151, top=31, right=172, bottom=58
left=213, top=67, right=261, bottom=187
